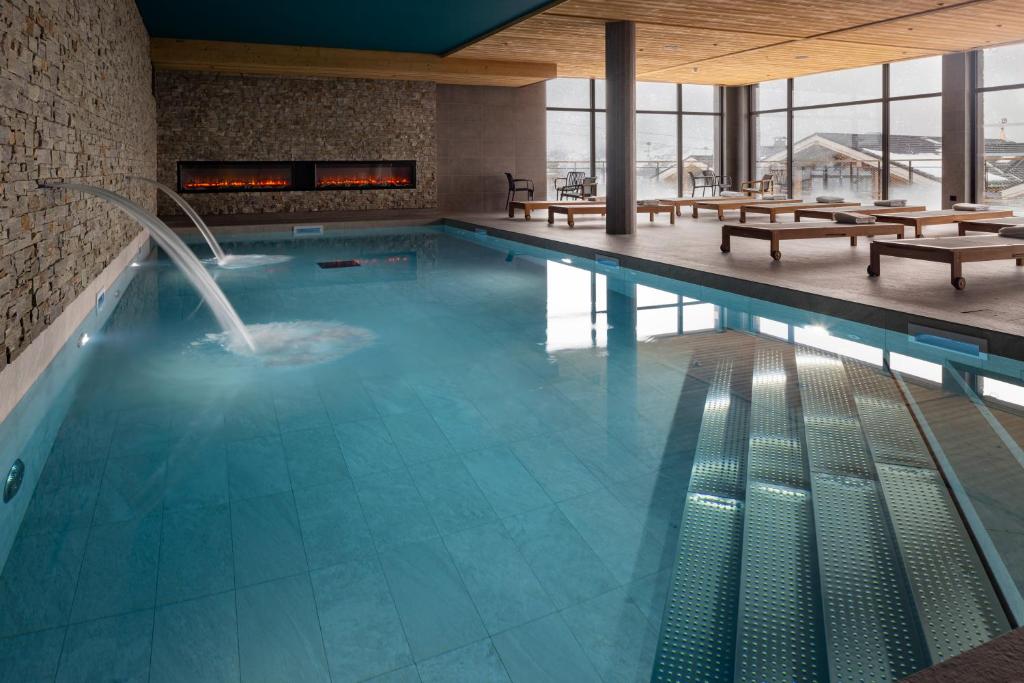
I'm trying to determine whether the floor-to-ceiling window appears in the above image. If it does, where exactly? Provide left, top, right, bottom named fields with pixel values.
left=546, top=79, right=721, bottom=200
left=751, top=57, right=943, bottom=207
left=978, top=43, right=1024, bottom=209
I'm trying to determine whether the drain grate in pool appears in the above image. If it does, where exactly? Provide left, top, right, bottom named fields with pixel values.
left=318, top=259, right=361, bottom=269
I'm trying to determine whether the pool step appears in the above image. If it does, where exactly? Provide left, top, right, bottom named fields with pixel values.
left=844, top=360, right=1010, bottom=662
left=653, top=360, right=748, bottom=683
left=795, top=347, right=927, bottom=681
left=734, top=347, right=826, bottom=683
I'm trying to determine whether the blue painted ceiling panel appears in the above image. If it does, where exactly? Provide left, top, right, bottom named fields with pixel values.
left=135, top=0, right=555, bottom=55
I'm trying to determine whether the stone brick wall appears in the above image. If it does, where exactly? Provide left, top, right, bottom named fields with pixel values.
left=0, top=0, right=157, bottom=370
left=437, top=83, right=547, bottom=213
left=155, top=71, right=437, bottom=216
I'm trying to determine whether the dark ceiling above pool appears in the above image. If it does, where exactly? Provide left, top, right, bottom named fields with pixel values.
left=133, top=0, right=557, bottom=55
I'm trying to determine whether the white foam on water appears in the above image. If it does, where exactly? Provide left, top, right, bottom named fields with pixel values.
left=198, top=321, right=375, bottom=366
left=212, top=254, right=294, bottom=269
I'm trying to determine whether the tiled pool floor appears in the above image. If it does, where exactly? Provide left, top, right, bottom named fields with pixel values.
left=0, top=229, right=1015, bottom=682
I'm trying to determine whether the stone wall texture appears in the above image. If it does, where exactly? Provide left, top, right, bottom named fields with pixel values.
left=437, top=83, right=547, bottom=213
left=0, top=0, right=157, bottom=369
left=155, top=71, right=438, bottom=216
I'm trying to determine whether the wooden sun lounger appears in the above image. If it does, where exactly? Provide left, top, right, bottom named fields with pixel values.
left=721, top=220, right=904, bottom=261
left=740, top=201, right=858, bottom=223
left=655, top=197, right=702, bottom=216
left=508, top=199, right=605, bottom=220
left=957, top=216, right=1024, bottom=235
left=794, top=205, right=926, bottom=221
left=547, top=202, right=675, bottom=228
left=879, top=209, right=1014, bottom=238
left=868, top=234, right=1024, bottom=289
left=692, top=197, right=798, bottom=220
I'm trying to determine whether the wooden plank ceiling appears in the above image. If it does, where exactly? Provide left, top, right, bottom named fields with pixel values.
left=453, top=0, right=1024, bottom=85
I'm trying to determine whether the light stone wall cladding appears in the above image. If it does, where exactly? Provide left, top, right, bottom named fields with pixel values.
left=0, top=0, right=156, bottom=369
left=154, top=71, right=438, bottom=216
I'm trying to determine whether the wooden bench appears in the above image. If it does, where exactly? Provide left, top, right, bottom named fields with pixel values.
left=740, top=201, right=858, bottom=223
left=692, top=197, right=798, bottom=220
left=547, top=202, right=675, bottom=228
left=868, top=235, right=1024, bottom=289
left=721, top=220, right=904, bottom=261
left=957, top=216, right=1024, bottom=235
left=794, top=205, right=926, bottom=221
left=655, top=197, right=701, bottom=216
left=508, top=199, right=604, bottom=220
left=878, top=209, right=1014, bottom=238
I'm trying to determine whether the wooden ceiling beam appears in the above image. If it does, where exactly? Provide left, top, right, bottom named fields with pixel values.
left=149, top=38, right=557, bottom=87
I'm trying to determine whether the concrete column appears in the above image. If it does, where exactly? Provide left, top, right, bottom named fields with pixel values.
left=605, top=21, right=636, bottom=235
left=723, top=86, right=750, bottom=192
left=942, top=52, right=975, bottom=208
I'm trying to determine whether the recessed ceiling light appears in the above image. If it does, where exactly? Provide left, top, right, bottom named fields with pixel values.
left=795, top=55, right=809, bottom=60
left=665, top=44, right=679, bottom=50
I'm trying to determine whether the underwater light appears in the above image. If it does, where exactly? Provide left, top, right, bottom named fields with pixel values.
left=560, top=258, right=572, bottom=264
left=78, top=333, right=90, bottom=347
left=130, top=261, right=140, bottom=268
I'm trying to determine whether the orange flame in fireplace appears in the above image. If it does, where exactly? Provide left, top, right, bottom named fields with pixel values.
left=316, top=176, right=412, bottom=188
left=182, top=177, right=290, bottom=190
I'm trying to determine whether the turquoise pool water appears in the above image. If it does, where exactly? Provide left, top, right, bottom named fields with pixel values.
left=0, top=225, right=1021, bottom=682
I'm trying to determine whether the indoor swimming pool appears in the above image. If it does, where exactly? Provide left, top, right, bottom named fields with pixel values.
left=0, top=225, right=1021, bottom=682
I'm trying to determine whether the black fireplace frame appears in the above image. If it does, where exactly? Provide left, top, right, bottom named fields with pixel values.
left=176, top=160, right=417, bottom=193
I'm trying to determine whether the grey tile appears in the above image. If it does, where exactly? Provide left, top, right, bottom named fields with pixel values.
left=56, top=610, right=153, bottom=683
left=231, top=492, right=307, bottom=587
left=294, top=480, right=374, bottom=569
left=93, top=451, right=167, bottom=524
left=461, top=446, right=551, bottom=517
left=19, top=460, right=103, bottom=536
left=429, top=406, right=504, bottom=453
left=383, top=411, right=455, bottom=465
left=559, top=489, right=669, bottom=584
left=492, top=613, right=599, bottom=683
left=508, top=434, right=603, bottom=501
left=0, top=627, right=65, bottom=683
left=221, top=393, right=279, bottom=441
left=274, top=393, right=332, bottom=433
left=0, top=529, right=87, bottom=637
left=501, top=506, right=619, bottom=610
left=562, top=588, right=659, bottom=682
left=443, top=523, right=554, bottom=634
left=163, top=439, right=229, bottom=511
left=151, top=592, right=239, bottom=683
left=157, top=505, right=234, bottom=604
left=408, top=458, right=497, bottom=534
left=366, top=666, right=421, bottom=683
left=310, top=559, right=412, bottom=682
left=379, top=538, right=486, bottom=661
left=236, top=574, right=330, bottom=683
left=319, top=383, right=380, bottom=425
left=355, top=468, right=438, bottom=550
left=417, top=639, right=510, bottom=683
left=624, top=569, right=672, bottom=628
left=335, top=419, right=405, bottom=479
left=71, top=516, right=160, bottom=622
left=226, top=436, right=291, bottom=501
left=363, top=376, right=424, bottom=416
left=282, top=427, right=349, bottom=489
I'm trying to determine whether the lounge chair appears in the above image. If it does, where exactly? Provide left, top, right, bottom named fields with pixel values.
left=740, top=200, right=859, bottom=223
left=508, top=198, right=605, bottom=220
left=868, top=234, right=1024, bottom=289
left=740, top=174, right=775, bottom=196
left=554, top=171, right=585, bottom=200
left=878, top=209, right=1014, bottom=238
left=957, top=216, right=1024, bottom=235
left=547, top=202, right=675, bottom=228
left=655, top=197, right=703, bottom=216
left=721, top=220, right=904, bottom=261
left=692, top=197, right=799, bottom=220
left=794, top=204, right=926, bottom=221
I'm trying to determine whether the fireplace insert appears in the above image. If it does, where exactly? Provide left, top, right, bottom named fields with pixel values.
left=177, top=160, right=416, bottom=193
